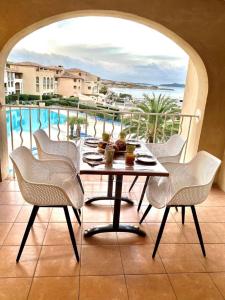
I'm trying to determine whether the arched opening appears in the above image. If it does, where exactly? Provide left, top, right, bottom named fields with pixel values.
left=0, top=10, right=208, bottom=178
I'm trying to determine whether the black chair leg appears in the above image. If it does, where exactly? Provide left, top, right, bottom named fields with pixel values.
left=137, top=176, right=150, bottom=212
left=182, top=206, right=185, bottom=224
left=78, top=209, right=81, bottom=215
left=63, top=206, right=80, bottom=262
left=139, top=205, right=152, bottom=224
left=16, top=205, right=39, bottom=262
left=191, top=205, right=206, bottom=257
left=72, top=207, right=81, bottom=226
left=77, top=174, right=84, bottom=194
left=175, top=206, right=178, bottom=212
left=152, top=207, right=170, bottom=258
left=129, top=175, right=139, bottom=192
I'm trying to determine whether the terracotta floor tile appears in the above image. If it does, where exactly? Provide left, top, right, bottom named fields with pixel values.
left=81, top=245, right=123, bottom=275
left=82, top=223, right=118, bottom=245
left=0, top=181, right=10, bottom=191
left=0, top=278, right=32, bottom=300
left=158, top=243, right=197, bottom=259
left=0, top=205, right=21, bottom=222
left=82, top=205, right=113, bottom=223
left=126, top=274, right=176, bottom=300
left=196, top=207, right=225, bottom=223
left=6, top=181, right=20, bottom=191
left=49, top=207, right=80, bottom=223
left=43, top=222, right=81, bottom=245
left=181, top=222, right=222, bottom=243
left=210, top=273, right=225, bottom=298
left=162, top=258, right=206, bottom=273
left=150, top=222, right=188, bottom=243
left=117, top=222, right=153, bottom=245
left=3, top=222, right=47, bottom=246
left=210, top=223, right=225, bottom=242
left=120, top=245, right=165, bottom=274
left=28, top=277, right=79, bottom=300
left=0, top=223, right=13, bottom=244
left=169, top=273, right=223, bottom=300
left=35, top=245, right=80, bottom=276
left=80, top=275, right=128, bottom=300
left=0, top=245, right=41, bottom=277
left=0, top=192, right=24, bottom=205
left=15, top=206, right=52, bottom=223
left=192, top=243, right=225, bottom=272
left=144, top=207, right=176, bottom=223
left=171, top=207, right=193, bottom=223
left=119, top=205, right=142, bottom=223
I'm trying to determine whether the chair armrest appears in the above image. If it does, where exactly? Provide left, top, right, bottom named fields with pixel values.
left=46, top=140, right=78, bottom=156
left=169, top=183, right=212, bottom=206
left=37, top=150, right=76, bottom=170
left=163, top=162, right=188, bottom=174
left=25, top=158, right=75, bottom=184
left=147, top=143, right=166, bottom=157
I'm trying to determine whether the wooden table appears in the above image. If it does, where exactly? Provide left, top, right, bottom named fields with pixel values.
left=80, top=142, right=169, bottom=237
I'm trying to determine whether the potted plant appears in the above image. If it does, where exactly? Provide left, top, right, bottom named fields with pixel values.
left=68, top=116, right=87, bottom=138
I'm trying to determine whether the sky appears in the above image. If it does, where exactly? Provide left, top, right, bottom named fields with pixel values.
left=8, top=16, right=189, bottom=84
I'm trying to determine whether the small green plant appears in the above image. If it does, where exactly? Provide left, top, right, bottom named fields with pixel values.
left=102, top=132, right=110, bottom=142
left=68, top=116, right=87, bottom=138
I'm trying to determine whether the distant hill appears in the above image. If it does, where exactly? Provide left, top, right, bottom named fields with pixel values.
left=159, top=83, right=185, bottom=88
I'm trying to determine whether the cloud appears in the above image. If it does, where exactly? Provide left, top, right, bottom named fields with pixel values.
left=8, top=48, right=187, bottom=84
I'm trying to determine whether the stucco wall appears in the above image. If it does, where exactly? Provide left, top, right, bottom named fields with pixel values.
left=0, top=0, right=225, bottom=186
left=57, top=77, right=75, bottom=97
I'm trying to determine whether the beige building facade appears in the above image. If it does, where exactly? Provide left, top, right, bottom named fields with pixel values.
left=7, top=62, right=62, bottom=97
left=56, top=71, right=84, bottom=97
left=67, top=68, right=100, bottom=95
left=4, top=67, right=23, bottom=95
left=4, top=63, right=100, bottom=98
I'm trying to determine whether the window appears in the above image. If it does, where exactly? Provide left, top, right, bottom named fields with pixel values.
left=47, top=77, right=50, bottom=89
left=88, top=86, right=91, bottom=90
left=43, top=77, right=46, bottom=89
left=36, top=76, right=40, bottom=92
left=79, top=72, right=81, bottom=76
left=74, top=86, right=77, bottom=89
left=74, top=79, right=77, bottom=82
left=51, top=78, right=54, bottom=89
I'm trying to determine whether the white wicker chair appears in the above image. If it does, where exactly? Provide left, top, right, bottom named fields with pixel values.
left=139, top=151, right=221, bottom=258
left=129, top=134, right=186, bottom=211
left=10, top=146, right=84, bottom=262
left=33, top=129, right=84, bottom=195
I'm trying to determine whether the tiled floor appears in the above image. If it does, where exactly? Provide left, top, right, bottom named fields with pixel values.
left=0, top=176, right=225, bottom=299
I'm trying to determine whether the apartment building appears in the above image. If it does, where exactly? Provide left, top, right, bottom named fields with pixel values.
left=4, top=66, right=23, bottom=96
left=56, top=71, right=84, bottom=97
left=4, top=62, right=100, bottom=98
left=9, top=62, right=64, bottom=96
left=67, top=68, right=100, bottom=95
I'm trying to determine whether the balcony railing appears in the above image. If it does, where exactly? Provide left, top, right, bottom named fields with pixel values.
left=2, top=104, right=199, bottom=162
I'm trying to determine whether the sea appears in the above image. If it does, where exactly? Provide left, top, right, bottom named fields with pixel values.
left=110, top=86, right=185, bottom=102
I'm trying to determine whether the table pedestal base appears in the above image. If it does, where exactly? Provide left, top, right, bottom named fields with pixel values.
left=85, top=196, right=133, bottom=205
left=84, top=224, right=146, bottom=237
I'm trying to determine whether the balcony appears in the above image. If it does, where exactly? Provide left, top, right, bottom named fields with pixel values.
left=2, top=104, right=197, bottom=160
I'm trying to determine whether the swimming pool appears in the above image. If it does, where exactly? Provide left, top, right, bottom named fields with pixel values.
left=6, top=108, right=67, bottom=135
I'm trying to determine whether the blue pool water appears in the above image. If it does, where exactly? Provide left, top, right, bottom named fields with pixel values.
left=6, top=109, right=67, bottom=135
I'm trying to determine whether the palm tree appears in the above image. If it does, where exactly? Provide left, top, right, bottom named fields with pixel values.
left=123, top=94, right=181, bottom=142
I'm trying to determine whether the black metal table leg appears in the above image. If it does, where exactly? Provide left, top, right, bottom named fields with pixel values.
left=85, top=174, right=134, bottom=205
left=84, top=175, right=146, bottom=237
